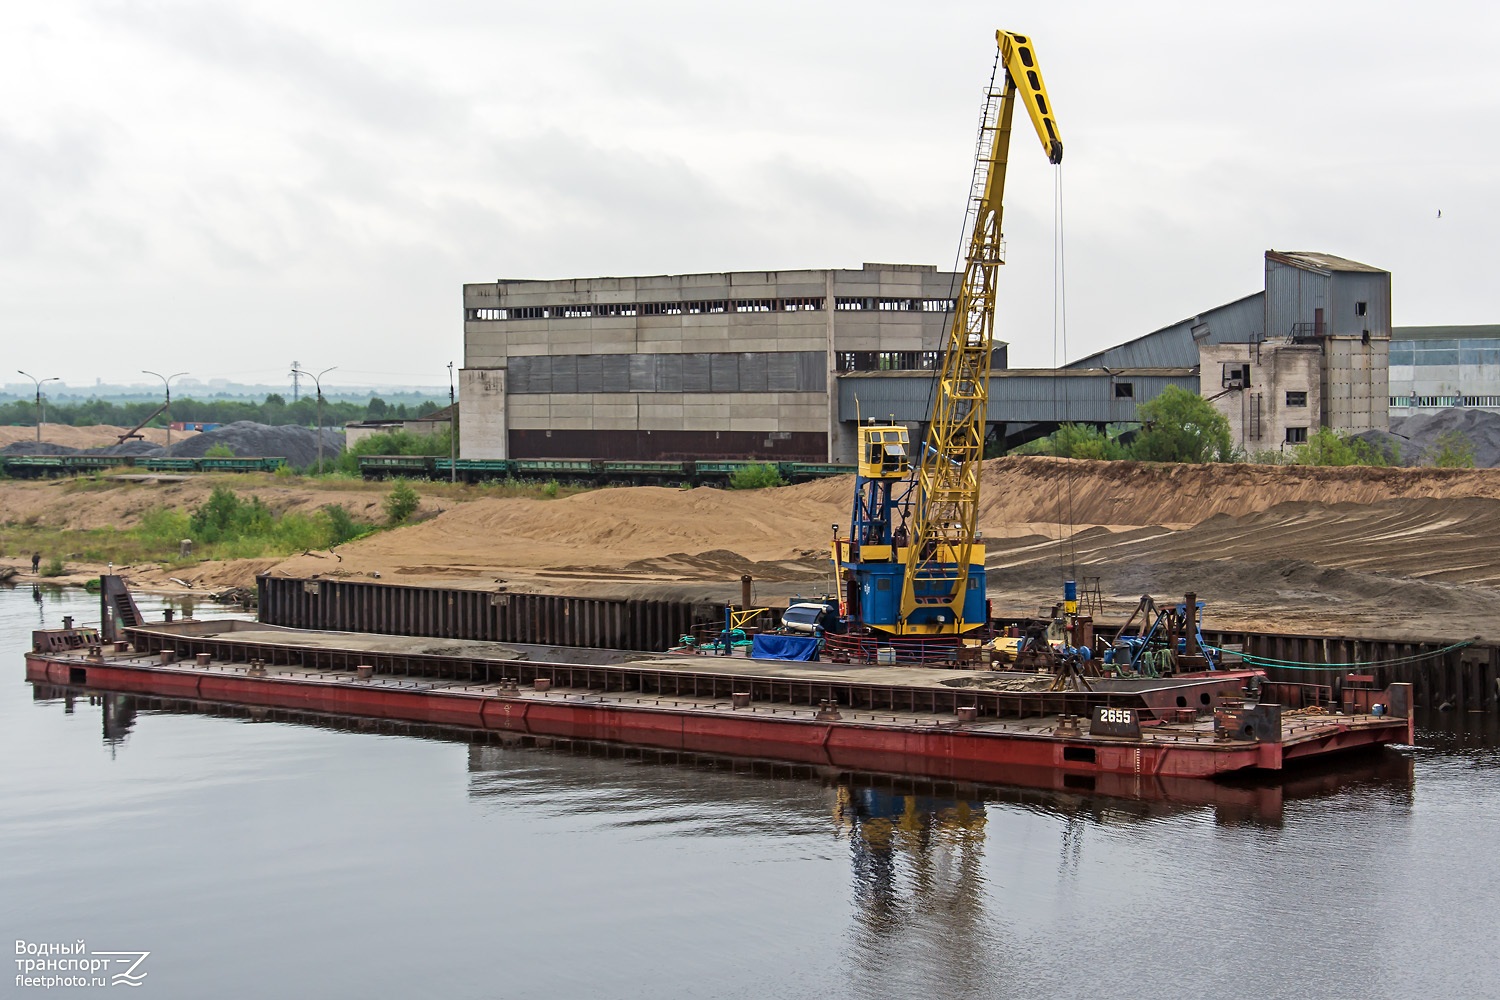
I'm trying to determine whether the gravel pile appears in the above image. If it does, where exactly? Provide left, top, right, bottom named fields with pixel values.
left=169, top=421, right=344, bottom=468
left=2, top=421, right=344, bottom=468
left=1354, top=407, right=1500, bottom=467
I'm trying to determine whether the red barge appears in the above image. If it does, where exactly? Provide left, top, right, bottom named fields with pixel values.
left=26, top=615, right=1414, bottom=783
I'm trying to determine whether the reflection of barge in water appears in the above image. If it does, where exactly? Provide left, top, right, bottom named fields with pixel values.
left=28, top=607, right=1414, bottom=781
left=27, top=682, right=1415, bottom=826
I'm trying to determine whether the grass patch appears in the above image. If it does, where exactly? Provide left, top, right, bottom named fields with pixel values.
left=0, top=485, right=380, bottom=568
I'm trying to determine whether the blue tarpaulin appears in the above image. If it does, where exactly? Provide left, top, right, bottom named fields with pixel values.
left=750, top=633, right=820, bottom=661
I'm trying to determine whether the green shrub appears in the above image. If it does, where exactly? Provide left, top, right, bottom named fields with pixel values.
left=1130, top=386, right=1234, bottom=463
left=321, top=504, right=368, bottom=545
left=40, top=556, right=66, bottom=577
left=383, top=481, right=421, bottom=524
left=728, top=463, right=785, bottom=490
left=1292, top=428, right=1394, bottom=467
left=1013, top=423, right=1127, bottom=460
left=1430, top=430, right=1476, bottom=468
left=203, top=444, right=236, bottom=458
left=540, top=479, right=560, bottom=498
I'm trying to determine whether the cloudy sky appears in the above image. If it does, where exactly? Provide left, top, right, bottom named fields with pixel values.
left=2, top=0, right=1494, bottom=392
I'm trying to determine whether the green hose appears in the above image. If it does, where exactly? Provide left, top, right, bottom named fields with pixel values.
left=1204, top=638, right=1475, bottom=671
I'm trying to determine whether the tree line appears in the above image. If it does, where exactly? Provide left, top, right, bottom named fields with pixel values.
left=1016, top=385, right=1474, bottom=468
left=0, top=394, right=444, bottom=429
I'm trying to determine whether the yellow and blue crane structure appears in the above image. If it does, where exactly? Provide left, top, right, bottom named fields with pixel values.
left=834, top=30, right=1063, bottom=638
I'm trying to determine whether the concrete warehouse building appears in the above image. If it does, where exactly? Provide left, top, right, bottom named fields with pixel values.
left=459, top=264, right=971, bottom=462
left=457, top=250, right=1394, bottom=463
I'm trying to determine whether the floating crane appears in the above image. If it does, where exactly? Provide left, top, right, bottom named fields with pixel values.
left=833, top=30, right=1063, bottom=639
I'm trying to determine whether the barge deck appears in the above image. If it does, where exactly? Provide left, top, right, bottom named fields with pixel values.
left=26, top=618, right=1414, bottom=782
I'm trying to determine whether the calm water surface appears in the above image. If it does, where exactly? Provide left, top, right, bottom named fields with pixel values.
left=2, top=587, right=1496, bottom=999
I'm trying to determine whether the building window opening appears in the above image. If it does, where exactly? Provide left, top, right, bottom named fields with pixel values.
left=1356, top=301, right=1367, bottom=317
left=1114, top=382, right=1134, bottom=398
left=1285, top=426, right=1308, bottom=445
left=1285, top=391, right=1307, bottom=407
left=1222, top=363, right=1250, bottom=388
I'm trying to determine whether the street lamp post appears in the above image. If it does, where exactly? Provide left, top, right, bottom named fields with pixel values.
left=142, top=370, right=188, bottom=455
left=448, top=361, right=457, bottom=483
left=295, top=365, right=337, bottom=475
left=17, top=371, right=60, bottom=446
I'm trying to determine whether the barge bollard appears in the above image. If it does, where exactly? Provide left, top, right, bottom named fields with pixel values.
left=356, top=664, right=373, bottom=681
left=732, top=692, right=751, bottom=709
left=159, top=650, right=177, bottom=664
left=533, top=677, right=552, bottom=692
left=956, top=706, right=978, bottom=722
left=196, top=653, right=211, bottom=666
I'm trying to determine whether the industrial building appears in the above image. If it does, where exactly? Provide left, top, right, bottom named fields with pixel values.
left=1388, top=324, right=1500, bottom=412
left=457, top=250, right=1393, bottom=463
left=459, top=264, right=970, bottom=462
left=1070, top=250, right=1390, bottom=452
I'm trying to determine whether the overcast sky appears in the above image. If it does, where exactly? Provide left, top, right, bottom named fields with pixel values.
left=2, top=0, right=1495, bottom=392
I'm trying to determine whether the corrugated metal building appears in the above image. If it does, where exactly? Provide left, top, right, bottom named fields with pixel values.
left=1389, top=324, right=1500, bottom=412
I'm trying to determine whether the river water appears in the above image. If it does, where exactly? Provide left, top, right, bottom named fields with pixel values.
left=2, top=586, right=1497, bottom=1000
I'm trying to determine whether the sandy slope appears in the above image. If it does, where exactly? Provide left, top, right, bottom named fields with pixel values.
left=7, top=456, right=1500, bottom=639
left=0, top=424, right=197, bottom=449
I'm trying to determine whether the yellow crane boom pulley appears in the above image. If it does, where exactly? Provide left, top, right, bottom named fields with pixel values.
left=898, top=30, right=1063, bottom=632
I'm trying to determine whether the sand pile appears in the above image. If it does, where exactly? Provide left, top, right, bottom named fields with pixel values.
left=0, top=424, right=192, bottom=453
left=798, top=455, right=1500, bottom=528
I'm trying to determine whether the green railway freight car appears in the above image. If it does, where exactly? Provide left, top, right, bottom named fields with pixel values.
left=356, top=454, right=856, bottom=486
left=432, top=458, right=511, bottom=483
left=138, top=457, right=200, bottom=473
left=358, top=455, right=438, bottom=479
left=511, top=458, right=595, bottom=481
left=689, top=460, right=762, bottom=487
left=1, top=454, right=135, bottom=478
left=779, top=462, right=856, bottom=482
left=595, top=460, right=692, bottom=485
left=197, top=456, right=285, bottom=473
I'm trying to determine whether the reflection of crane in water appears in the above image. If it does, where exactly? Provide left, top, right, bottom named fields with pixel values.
left=835, top=786, right=991, bottom=976
left=1058, top=813, right=1086, bottom=877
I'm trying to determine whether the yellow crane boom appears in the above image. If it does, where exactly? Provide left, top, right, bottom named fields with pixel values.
left=899, top=30, right=1063, bottom=632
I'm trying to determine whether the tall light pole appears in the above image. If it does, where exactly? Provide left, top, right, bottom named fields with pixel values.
left=17, top=371, right=60, bottom=445
left=142, top=370, right=188, bottom=455
left=301, top=366, right=336, bottom=475
left=447, top=361, right=457, bottom=483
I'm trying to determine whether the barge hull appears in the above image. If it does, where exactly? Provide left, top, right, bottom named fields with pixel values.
left=26, top=650, right=1412, bottom=783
